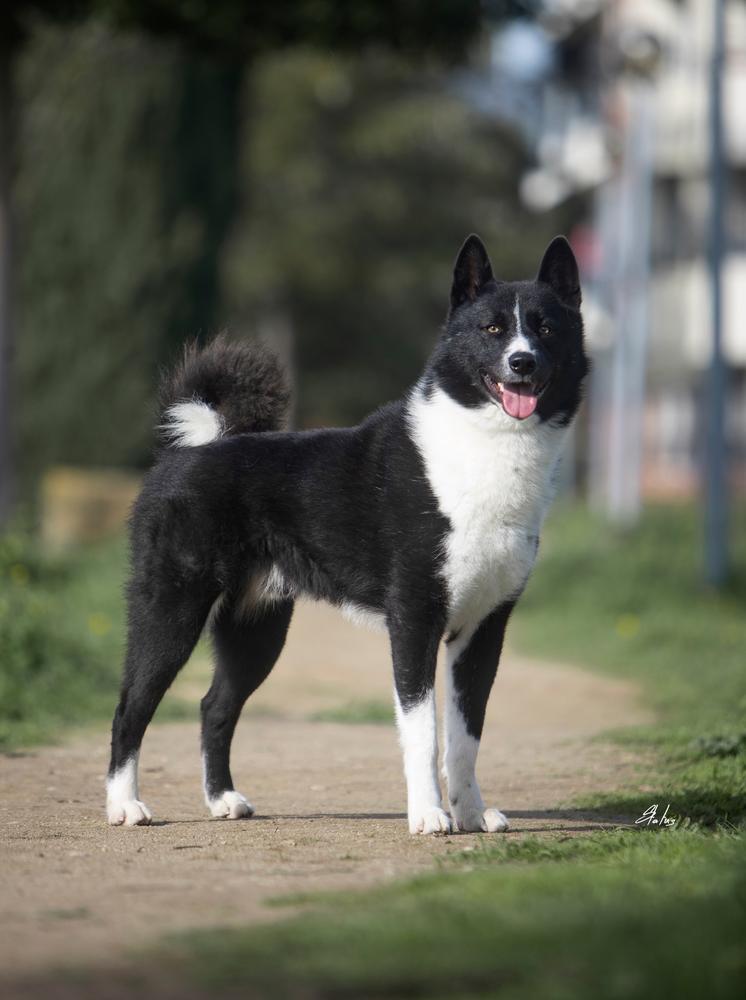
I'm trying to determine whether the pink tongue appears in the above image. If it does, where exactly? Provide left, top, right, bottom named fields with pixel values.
left=501, top=384, right=538, bottom=420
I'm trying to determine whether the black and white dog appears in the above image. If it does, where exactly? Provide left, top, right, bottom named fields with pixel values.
left=106, top=234, right=588, bottom=835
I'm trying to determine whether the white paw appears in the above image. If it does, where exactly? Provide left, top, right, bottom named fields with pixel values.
left=208, top=790, right=254, bottom=819
left=409, top=806, right=452, bottom=835
left=107, top=799, right=152, bottom=827
left=453, top=806, right=510, bottom=833
left=481, top=807, right=510, bottom=832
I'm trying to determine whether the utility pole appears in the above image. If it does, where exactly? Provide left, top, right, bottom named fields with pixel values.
left=704, top=0, right=728, bottom=587
left=591, top=8, right=660, bottom=526
left=605, top=78, right=655, bottom=526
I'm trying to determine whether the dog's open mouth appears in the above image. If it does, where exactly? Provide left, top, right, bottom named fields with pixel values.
left=481, top=373, right=548, bottom=420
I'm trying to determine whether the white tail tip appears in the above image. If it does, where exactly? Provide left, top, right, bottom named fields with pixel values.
left=161, top=400, right=224, bottom=447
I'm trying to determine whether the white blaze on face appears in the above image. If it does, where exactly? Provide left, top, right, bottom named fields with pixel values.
left=509, top=296, right=532, bottom=355
left=495, top=296, right=539, bottom=420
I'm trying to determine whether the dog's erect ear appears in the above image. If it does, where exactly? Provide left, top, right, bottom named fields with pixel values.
left=451, top=234, right=494, bottom=309
left=536, top=236, right=581, bottom=309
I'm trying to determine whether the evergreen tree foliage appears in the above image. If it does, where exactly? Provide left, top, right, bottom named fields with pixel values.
left=12, top=8, right=578, bottom=486
left=16, top=24, right=198, bottom=474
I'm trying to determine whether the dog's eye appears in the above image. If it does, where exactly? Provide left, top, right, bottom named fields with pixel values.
left=539, top=324, right=551, bottom=337
left=485, top=324, right=502, bottom=335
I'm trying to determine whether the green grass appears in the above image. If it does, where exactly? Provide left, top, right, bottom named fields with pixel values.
left=161, top=829, right=745, bottom=1000
left=0, top=530, right=193, bottom=748
left=511, top=503, right=746, bottom=831
left=310, top=698, right=394, bottom=724
left=512, top=502, right=746, bottom=732
left=0, top=531, right=126, bottom=747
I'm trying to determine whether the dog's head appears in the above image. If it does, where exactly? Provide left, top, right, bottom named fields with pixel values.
left=430, top=235, right=589, bottom=425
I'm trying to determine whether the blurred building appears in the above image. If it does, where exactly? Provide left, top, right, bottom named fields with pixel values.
left=633, top=0, right=746, bottom=502
left=487, top=0, right=746, bottom=510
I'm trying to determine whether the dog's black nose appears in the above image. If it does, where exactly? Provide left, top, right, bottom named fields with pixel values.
left=508, top=352, right=537, bottom=376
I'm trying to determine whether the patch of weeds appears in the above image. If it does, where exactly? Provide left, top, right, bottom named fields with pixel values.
left=691, top=732, right=746, bottom=759
left=153, top=698, right=199, bottom=723
left=0, top=532, right=126, bottom=748
left=310, top=699, right=393, bottom=725
left=42, top=907, right=91, bottom=921
left=156, top=832, right=746, bottom=1000
left=573, top=729, right=746, bottom=829
left=513, top=503, right=746, bottom=733
left=263, top=891, right=330, bottom=910
left=512, top=504, right=746, bottom=831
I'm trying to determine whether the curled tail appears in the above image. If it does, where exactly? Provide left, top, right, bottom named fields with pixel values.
left=158, top=335, right=291, bottom=448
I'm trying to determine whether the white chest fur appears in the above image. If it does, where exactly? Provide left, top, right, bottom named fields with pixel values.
left=408, top=384, right=567, bottom=632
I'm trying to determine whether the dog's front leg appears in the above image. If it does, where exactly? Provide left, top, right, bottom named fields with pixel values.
left=390, top=618, right=450, bottom=835
left=442, top=603, right=513, bottom=833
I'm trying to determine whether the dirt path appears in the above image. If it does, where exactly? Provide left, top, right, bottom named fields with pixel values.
left=0, top=601, right=651, bottom=978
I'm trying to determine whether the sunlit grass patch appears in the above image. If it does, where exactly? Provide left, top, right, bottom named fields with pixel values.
left=513, top=503, right=746, bottom=732
left=512, top=503, right=746, bottom=829
left=0, top=531, right=127, bottom=747
left=162, top=831, right=746, bottom=1000
left=310, top=698, right=394, bottom=725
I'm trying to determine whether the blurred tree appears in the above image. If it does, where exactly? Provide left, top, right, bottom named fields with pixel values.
left=95, top=0, right=481, bottom=57
left=1, top=3, right=92, bottom=525
left=15, top=24, right=192, bottom=474
left=224, top=50, right=576, bottom=425
left=2, top=0, right=482, bottom=521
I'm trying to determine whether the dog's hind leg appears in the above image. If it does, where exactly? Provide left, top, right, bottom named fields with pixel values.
left=442, top=602, right=514, bottom=833
left=201, top=598, right=293, bottom=819
left=106, top=585, right=217, bottom=826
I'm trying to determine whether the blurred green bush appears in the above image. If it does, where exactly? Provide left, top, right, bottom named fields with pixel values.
left=0, top=531, right=125, bottom=746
